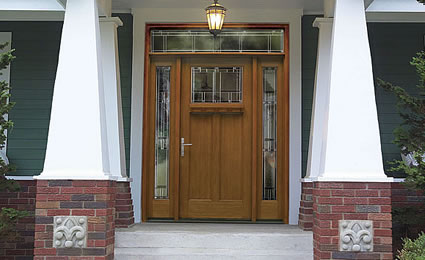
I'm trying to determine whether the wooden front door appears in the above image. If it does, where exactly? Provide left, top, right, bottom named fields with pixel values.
left=145, top=55, right=288, bottom=222
left=179, top=57, right=252, bottom=219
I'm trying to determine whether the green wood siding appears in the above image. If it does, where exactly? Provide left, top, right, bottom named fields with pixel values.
left=302, top=15, right=425, bottom=177
left=2, top=14, right=133, bottom=176
left=117, top=14, right=133, bottom=177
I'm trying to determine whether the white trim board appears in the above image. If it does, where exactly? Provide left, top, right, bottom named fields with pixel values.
left=366, top=12, right=425, bottom=23
left=6, top=176, right=35, bottom=181
left=0, top=10, right=133, bottom=22
left=129, top=7, right=303, bottom=225
left=0, top=32, right=12, bottom=155
left=0, top=11, right=64, bottom=21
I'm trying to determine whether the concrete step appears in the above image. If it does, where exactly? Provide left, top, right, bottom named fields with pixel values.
left=115, top=223, right=313, bottom=259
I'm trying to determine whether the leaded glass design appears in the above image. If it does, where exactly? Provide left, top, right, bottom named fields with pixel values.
left=191, top=67, right=242, bottom=103
left=263, top=68, right=277, bottom=200
left=155, top=67, right=170, bottom=199
left=151, top=30, right=284, bottom=53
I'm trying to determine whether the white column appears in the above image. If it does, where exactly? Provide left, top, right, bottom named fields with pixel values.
left=100, top=17, right=129, bottom=182
left=305, top=18, right=333, bottom=181
left=37, top=0, right=111, bottom=180
left=317, top=0, right=392, bottom=182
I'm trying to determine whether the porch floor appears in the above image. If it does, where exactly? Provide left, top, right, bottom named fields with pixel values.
left=115, top=223, right=313, bottom=259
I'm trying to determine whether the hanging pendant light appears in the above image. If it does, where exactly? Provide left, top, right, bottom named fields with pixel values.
left=205, top=0, right=227, bottom=36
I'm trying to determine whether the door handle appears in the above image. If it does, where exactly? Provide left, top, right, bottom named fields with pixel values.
left=181, top=138, right=192, bottom=157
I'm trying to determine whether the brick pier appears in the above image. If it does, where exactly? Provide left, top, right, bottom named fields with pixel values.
left=34, top=180, right=116, bottom=260
left=312, top=182, right=393, bottom=260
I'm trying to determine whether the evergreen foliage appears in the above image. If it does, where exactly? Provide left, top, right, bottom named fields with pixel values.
left=377, top=51, right=425, bottom=192
left=397, top=232, right=425, bottom=260
left=0, top=42, right=28, bottom=238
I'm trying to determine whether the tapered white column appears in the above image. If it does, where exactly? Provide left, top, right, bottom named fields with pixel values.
left=305, top=18, right=333, bottom=181
left=100, top=17, right=129, bottom=181
left=317, top=0, right=391, bottom=181
left=37, top=0, right=111, bottom=180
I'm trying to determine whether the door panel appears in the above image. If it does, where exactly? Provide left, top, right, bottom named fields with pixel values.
left=180, top=57, right=252, bottom=219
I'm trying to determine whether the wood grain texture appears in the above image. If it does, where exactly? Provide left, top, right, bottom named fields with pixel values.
left=179, top=57, right=252, bottom=219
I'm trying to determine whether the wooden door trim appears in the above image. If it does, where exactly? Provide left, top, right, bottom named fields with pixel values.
left=142, top=23, right=290, bottom=223
left=282, top=25, right=290, bottom=223
left=141, top=27, right=151, bottom=222
left=251, top=57, right=258, bottom=222
left=173, top=57, right=182, bottom=220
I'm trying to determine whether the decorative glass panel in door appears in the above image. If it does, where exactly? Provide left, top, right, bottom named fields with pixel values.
left=154, top=67, right=170, bottom=199
left=191, top=67, right=242, bottom=103
left=262, top=67, right=277, bottom=200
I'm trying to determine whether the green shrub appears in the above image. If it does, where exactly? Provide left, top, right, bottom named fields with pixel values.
left=397, top=232, right=425, bottom=260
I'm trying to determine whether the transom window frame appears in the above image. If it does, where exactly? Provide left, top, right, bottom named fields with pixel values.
left=146, top=23, right=289, bottom=56
left=151, top=29, right=284, bottom=53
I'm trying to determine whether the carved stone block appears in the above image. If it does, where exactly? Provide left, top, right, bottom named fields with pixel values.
left=339, top=220, right=373, bottom=252
left=53, top=216, right=87, bottom=248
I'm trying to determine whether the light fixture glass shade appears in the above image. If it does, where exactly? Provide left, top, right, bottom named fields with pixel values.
left=205, top=0, right=226, bottom=36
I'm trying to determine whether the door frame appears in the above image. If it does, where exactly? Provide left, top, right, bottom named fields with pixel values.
left=142, top=23, right=290, bottom=222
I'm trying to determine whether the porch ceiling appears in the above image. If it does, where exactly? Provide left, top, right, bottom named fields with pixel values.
left=1, top=0, right=425, bottom=14
left=112, top=0, right=425, bottom=13
left=112, top=0, right=323, bottom=13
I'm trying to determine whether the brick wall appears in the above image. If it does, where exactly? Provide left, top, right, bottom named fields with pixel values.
left=0, top=180, right=36, bottom=260
left=299, top=181, right=314, bottom=231
left=34, top=180, right=116, bottom=260
left=312, top=182, right=393, bottom=260
left=115, top=182, right=134, bottom=228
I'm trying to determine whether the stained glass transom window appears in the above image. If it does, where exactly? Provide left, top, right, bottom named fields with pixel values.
left=151, top=29, right=284, bottom=53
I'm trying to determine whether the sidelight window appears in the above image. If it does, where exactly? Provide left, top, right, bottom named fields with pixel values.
left=154, top=67, right=171, bottom=199
left=262, top=67, right=277, bottom=200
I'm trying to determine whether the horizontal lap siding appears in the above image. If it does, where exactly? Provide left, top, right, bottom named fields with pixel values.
left=117, top=14, right=133, bottom=177
left=302, top=16, right=319, bottom=178
left=302, top=15, right=425, bottom=177
left=5, top=21, right=62, bottom=176
left=3, top=13, right=133, bottom=177
left=368, top=23, right=424, bottom=177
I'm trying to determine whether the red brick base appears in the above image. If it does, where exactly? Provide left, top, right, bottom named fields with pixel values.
left=0, top=180, right=36, bottom=260
left=34, top=180, right=116, bottom=260
left=115, top=182, right=134, bottom=228
left=312, top=182, right=393, bottom=260
left=299, top=181, right=314, bottom=231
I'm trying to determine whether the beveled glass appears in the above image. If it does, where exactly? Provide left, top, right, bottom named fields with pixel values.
left=262, top=67, right=277, bottom=200
left=154, top=67, right=171, bottom=199
left=151, top=29, right=284, bottom=53
left=191, top=67, right=242, bottom=103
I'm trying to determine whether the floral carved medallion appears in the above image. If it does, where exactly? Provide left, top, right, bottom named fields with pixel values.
left=53, top=216, right=87, bottom=248
left=339, top=220, right=373, bottom=252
